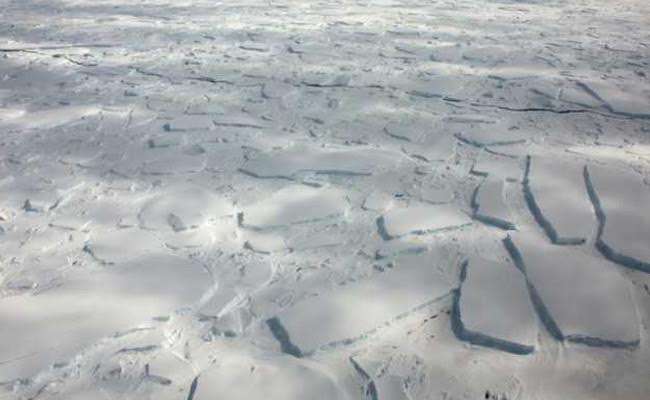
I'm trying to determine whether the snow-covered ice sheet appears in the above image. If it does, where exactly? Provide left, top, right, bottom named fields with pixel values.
left=2, top=0, right=650, bottom=399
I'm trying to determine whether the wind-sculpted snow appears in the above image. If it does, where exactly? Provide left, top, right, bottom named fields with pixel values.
left=505, top=233, right=639, bottom=348
left=452, top=257, right=536, bottom=354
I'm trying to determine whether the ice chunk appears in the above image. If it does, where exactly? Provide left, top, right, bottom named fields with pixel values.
left=470, top=154, right=522, bottom=181
left=141, top=151, right=206, bottom=175
left=84, top=228, right=163, bottom=264
left=584, top=164, right=650, bottom=273
left=379, top=204, right=471, bottom=239
left=241, top=185, right=347, bottom=229
left=452, top=257, right=536, bottom=354
left=407, top=76, right=464, bottom=99
left=472, top=178, right=515, bottom=230
left=362, top=190, right=394, bottom=212
left=244, top=231, right=287, bottom=253
left=383, top=116, right=433, bottom=142
left=505, top=232, right=639, bottom=347
left=138, top=186, right=233, bottom=232
left=524, top=156, right=594, bottom=244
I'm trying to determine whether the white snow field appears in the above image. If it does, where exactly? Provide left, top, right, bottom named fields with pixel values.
left=1, top=0, right=650, bottom=399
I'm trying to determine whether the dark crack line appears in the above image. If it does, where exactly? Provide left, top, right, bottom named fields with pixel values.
left=266, top=317, right=303, bottom=358
left=188, top=76, right=235, bottom=85
left=444, top=99, right=646, bottom=121
left=186, top=376, right=199, bottom=400
left=349, top=357, right=378, bottom=400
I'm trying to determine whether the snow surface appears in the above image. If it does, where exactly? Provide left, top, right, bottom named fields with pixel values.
left=1, top=0, right=650, bottom=399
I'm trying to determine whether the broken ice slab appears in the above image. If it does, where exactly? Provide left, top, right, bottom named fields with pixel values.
left=406, top=76, right=464, bottom=99
left=244, top=230, right=287, bottom=254
left=447, top=113, right=527, bottom=148
left=240, top=185, right=347, bottom=229
left=524, top=156, right=594, bottom=245
left=362, top=190, right=394, bottom=212
left=584, top=164, right=650, bottom=273
left=572, top=81, right=650, bottom=118
left=0, top=255, right=210, bottom=381
left=505, top=232, right=639, bottom=348
left=471, top=154, right=522, bottom=181
left=141, top=149, right=206, bottom=175
left=140, top=350, right=196, bottom=398
left=444, top=114, right=498, bottom=125
left=269, top=251, right=453, bottom=354
left=285, top=228, right=343, bottom=251
left=383, top=115, right=434, bottom=142
left=401, top=132, right=455, bottom=163
left=374, top=375, right=410, bottom=400
left=193, top=354, right=349, bottom=399
left=84, top=228, right=163, bottom=264
left=454, top=124, right=528, bottom=148
left=239, top=42, right=270, bottom=52
left=240, top=145, right=402, bottom=179
left=452, top=257, right=536, bottom=354
left=301, top=74, right=350, bottom=87
left=566, top=144, right=650, bottom=164
left=49, top=213, right=92, bottom=231
left=378, top=204, right=471, bottom=239
left=161, top=115, right=214, bottom=131
left=472, top=178, right=515, bottom=230
left=559, top=82, right=607, bottom=109
left=262, top=81, right=295, bottom=99
left=407, top=184, right=455, bottom=205
left=213, top=113, right=265, bottom=129
left=138, top=185, right=233, bottom=232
